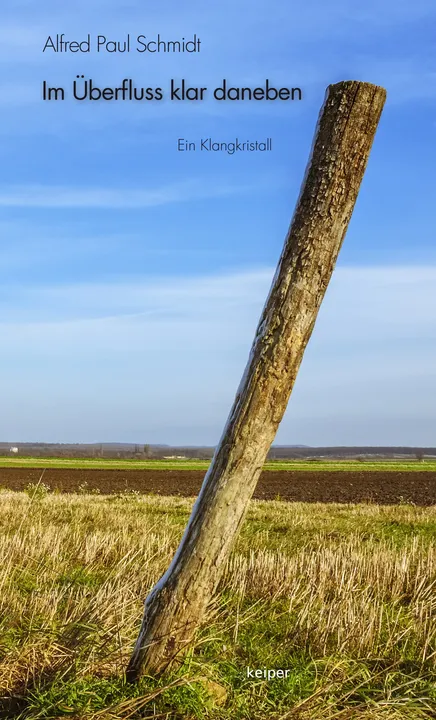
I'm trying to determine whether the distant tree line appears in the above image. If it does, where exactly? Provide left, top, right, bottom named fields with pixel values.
left=0, top=443, right=434, bottom=460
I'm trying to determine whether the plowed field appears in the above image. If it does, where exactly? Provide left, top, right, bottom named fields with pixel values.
left=0, top=467, right=435, bottom=505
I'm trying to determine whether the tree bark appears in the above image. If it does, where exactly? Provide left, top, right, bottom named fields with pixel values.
left=126, top=80, right=386, bottom=680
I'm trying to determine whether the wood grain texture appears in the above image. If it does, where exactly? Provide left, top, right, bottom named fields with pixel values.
left=126, top=80, right=387, bottom=680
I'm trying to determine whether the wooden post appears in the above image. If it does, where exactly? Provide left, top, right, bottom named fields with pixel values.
left=126, top=80, right=386, bottom=680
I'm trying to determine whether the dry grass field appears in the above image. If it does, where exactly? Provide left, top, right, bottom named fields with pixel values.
left=0, top=488, right=435, bottom=718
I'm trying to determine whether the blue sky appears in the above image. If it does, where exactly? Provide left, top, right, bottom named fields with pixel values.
left=1, top=0, right=435, bottom=445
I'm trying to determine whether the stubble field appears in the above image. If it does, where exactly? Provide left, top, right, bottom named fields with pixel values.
left=0, top=485, right=435, bottom=719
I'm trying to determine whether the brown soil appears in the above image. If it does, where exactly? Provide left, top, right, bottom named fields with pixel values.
left=0, top=468, right=435, bottom=505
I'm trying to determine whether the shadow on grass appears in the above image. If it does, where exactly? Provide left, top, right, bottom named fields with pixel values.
left=0, top=664, right=67, bottom=719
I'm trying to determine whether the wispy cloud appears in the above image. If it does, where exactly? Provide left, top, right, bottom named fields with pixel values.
left=1, top=269, right=271, bottom=325
left=0, top=178, right=260, bottom=209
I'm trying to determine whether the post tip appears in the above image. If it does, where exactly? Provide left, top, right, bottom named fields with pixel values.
left=327, top=80, right=387, bottom=99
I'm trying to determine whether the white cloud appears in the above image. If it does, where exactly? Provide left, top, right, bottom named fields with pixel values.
left=0, top=265, right=435, bottom=445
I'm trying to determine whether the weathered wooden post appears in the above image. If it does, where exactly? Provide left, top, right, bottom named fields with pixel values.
left=127, top=80, right=386, bottom=680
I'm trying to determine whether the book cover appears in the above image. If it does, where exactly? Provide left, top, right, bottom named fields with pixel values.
left=1, top=2, right=434, bottom=717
